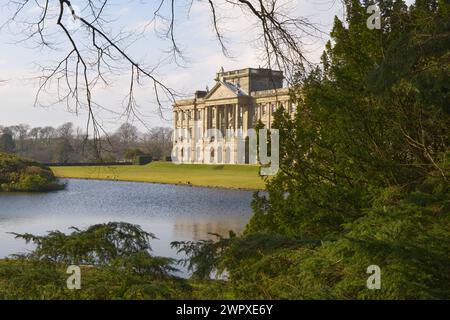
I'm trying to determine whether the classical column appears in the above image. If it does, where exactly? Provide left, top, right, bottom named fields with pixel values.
left=233, top=104, right=239, bottom=164
left=207, top=107, right=211, bottom=130
left=215, top=106, right=219, bottom=130
left=225, top=106, right=228, bottom=137
left=173, top=110, right=177, bottom=129
left=203, top=108, right=206, bottom=135
left=186, top=109, right=189, bottom=129
left=243, top=106, right=248, bottom=133
left=202, top=108, right=205, bottom=137
left=235, top=104, right=239, bottom=130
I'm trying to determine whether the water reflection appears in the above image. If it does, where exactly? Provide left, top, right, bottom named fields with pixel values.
left=173, top=219, right=246, bottom=241
left=0, top=179, right=254, bottom=264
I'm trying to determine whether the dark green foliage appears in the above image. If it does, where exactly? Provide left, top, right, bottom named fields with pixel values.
left=0, top=222, right=193, bottom=300
left=175, top=0, right=450, bottom=299
left=0, top=259, right=67, bottom=300
left=174, top=175, right=449, bottom=299
left=259, top=176, right=449, bottom=299
left=249, top=0, right=449, bottom=237
left=135, top=155, right=153, bottom=165
left=0, top=152, right=64, bottom=192
left=172, top=231, right=236, bottom=280
left=10, top=222, right=160, bottom=265
left=0, top=258, right=192, bottom=300
left=0, top=132, right=15, bottom=153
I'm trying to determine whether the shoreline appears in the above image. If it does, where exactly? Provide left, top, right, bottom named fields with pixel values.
left=50, top=162, right=266, bottom=191
left=55, top=175, right=265, bottom=192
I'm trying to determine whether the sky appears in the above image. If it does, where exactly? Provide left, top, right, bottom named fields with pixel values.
left=0, top=0, right=347, bottom=133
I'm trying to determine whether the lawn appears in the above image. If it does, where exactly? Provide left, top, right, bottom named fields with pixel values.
left=51, top=161, right=266, bottom=190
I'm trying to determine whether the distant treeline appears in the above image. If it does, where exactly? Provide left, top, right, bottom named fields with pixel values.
left=0, top=122, right=173, bottom=164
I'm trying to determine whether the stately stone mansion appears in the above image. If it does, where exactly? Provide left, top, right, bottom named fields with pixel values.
left=172, top=67, right=294, bottom=164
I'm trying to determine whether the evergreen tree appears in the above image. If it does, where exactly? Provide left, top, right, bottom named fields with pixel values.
left=177, top=0, right=450, bottom=299
left=0, top=132, right=16, bottom=154
left=249, top=0, right=449, bottom=238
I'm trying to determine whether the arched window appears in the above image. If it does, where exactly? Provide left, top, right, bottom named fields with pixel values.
left=210, top=148, right=215, bottom=164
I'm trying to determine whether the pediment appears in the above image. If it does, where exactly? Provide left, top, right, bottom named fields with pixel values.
left=205, top=82, right=242, bottom=101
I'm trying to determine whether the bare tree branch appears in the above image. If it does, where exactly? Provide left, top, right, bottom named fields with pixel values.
left=1, top=0, right=323, bottom=156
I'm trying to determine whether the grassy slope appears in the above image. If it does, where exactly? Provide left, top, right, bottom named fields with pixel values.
left=51, top=161, right=265, bottom=190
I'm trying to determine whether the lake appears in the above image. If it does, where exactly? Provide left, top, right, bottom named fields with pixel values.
left=0, top=179, right=255, bottom=276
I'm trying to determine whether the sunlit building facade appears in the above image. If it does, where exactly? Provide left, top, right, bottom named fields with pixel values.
left=172, top=68, right=294, bottom=164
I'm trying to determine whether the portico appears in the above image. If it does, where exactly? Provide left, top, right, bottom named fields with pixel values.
left=173, top=67, right=293, bottom=164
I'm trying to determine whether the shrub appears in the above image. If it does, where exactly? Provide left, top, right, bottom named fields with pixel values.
left=0, top=222, right=193, bottom=300
left=0, top=152, right=64, bottom=192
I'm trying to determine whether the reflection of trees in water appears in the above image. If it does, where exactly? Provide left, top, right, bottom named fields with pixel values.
left=173, top=218, right=247, bottom=241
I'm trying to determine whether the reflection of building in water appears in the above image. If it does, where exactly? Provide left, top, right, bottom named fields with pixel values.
left=173, top=218, right=248, bottom=241
left=173, top=67, right=294, bottom=164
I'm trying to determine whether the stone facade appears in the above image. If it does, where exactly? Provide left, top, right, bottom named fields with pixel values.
left=172, top=67, right=294, bottom=164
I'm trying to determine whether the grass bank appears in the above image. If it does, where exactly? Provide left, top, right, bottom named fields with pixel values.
left=51, top=161, right=265, bottom=190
